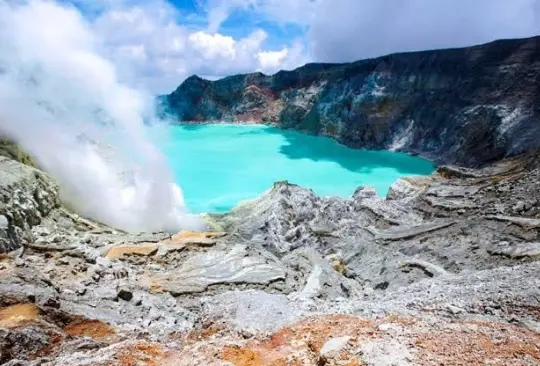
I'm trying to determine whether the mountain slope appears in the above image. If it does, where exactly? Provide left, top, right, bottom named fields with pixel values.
left=165, top=36, right=540, bottom=167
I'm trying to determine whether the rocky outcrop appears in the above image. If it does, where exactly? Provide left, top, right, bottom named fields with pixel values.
left=0, top=148, right=539, bottom=364
left=0, top=157, right=58, bottom=253
left=165, top=36, right=540, bottom=167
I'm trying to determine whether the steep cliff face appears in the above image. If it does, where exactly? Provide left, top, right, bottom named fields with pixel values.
left=165, top=36, right=540, bottom=167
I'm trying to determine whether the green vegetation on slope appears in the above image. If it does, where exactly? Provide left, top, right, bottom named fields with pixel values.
left=0, top=137, right=37, bottom=167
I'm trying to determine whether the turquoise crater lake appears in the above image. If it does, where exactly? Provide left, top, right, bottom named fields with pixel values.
left=161, top=124, right=435, bottom=213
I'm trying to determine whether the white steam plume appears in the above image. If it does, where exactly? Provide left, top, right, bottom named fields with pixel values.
left=0, top=0, right=204, bottom=232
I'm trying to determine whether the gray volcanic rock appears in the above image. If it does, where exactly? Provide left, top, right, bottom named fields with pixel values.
left=0, top=150, right=539, bottom=364
left=0, top=157, right=59, bottom=253
left=208, top=151, right=540, bottom=293
left=162, top=245, right=286, bottom=295
left=165, top=36, right=540, bottom=167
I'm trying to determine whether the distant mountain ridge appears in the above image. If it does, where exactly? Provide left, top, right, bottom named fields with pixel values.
left=164, top=36, right=540, bottom=167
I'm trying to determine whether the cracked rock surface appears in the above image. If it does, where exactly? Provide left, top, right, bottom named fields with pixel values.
left=1, top=150, right=539, bottom=365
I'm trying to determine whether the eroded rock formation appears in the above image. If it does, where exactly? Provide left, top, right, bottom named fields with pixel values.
left=0, top=147, right=539, bottom=364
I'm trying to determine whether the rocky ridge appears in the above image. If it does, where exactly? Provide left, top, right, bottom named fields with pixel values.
left=0, top=145, right=539, bottom=364
left=165, top=35, right=540, bottom=167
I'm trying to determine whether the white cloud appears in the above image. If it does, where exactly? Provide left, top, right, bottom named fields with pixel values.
left=189, top=31, right=237, bottom=59
left=202, top=0, right=319, bottom=31
left=203, top=0, right=257, bottom=33
left=26, top=0, right=539, bottom=95
left=81, top=0, right=307, bottom=92
left=0, top=0, right=203, bottom=232
left=118, top=44, right=147, bottom=61
left=254, top=0, right=319, bottom=26
left=308, top=0, right=540, bottom=62
left=258, top=48, right=288, bottom=70
left=200, top=0, right=540, bottom=67
left=195, top=0, right=540, bottom=74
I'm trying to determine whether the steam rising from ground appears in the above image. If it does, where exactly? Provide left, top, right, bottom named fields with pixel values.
left=0, top=0, right=204, bottom=232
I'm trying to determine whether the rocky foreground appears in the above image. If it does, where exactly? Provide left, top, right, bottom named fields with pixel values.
left=0, top=146, right=539, bottom=365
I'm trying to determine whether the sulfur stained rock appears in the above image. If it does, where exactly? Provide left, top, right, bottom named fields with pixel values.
left=105, top=243, right=159, bottom=260
left=319, top=336, right=351, bottom=358
left=104, top=231, right=225, bottom=260
left=0, top=304, right=40, bottom=328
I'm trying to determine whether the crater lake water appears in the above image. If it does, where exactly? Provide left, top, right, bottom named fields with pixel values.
left=161, top=124, right=435, bottom=213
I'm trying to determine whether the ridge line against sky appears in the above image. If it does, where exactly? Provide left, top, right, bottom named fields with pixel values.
left=38, top=0, right=540, bottom=92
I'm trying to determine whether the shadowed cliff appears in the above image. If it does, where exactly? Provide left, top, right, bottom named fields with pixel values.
left=165, top=36, right=540, bottom=167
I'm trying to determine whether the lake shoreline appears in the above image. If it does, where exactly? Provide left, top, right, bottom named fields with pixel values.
left=162, top=123, right=435, bottom=214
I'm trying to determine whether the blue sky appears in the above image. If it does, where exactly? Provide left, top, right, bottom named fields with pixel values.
left=52, top=0, right=540, bottom=93
left=168, top=0, right=307, bottom=48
